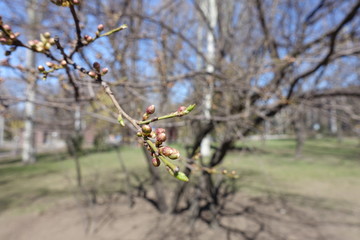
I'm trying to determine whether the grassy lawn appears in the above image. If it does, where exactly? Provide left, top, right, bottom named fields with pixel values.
left=0, top=138, right=359, bottom=215
left=226, top=138, right=360, bottom=209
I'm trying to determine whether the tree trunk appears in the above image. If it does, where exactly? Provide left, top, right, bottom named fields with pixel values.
left=200, top=0, right=217, bottom=158
left=22, top=0, right=38, bottom=164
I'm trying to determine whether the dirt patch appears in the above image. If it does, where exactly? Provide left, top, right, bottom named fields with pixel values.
left=0, top=193, right=359, bottom=240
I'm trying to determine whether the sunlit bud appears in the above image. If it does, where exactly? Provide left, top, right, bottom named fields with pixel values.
left=136, top=131, right=142, bottom=137
left=141, top=124, right=152, bottom=134
left=151, top=157, right=160, bottom=167
left=84, top=35, right=93, bottom=42
left=97, top=24, right=104, bottom=32
left=46, top=62, right=54, bottom=68
left=101, top=67, right=108, bottom=75
left=9, top=34, right=16, bottom=39
left=231, top=170, right=236, bottom=175
left=150, top=131, right=156, bottom=139
left=28, top=40, right=35, bottom=46
left=160, top=146, right=173, bottom=157
left=142, top=113, right=149, bottom=120
left=44, top=32, right=51, bottom=38
left=3, top=24, right=11, bottom=31
left=37, top=65, right=45, bottom=72
left=73, top=0, right=80, bottom=5
left=44, top=42, right=51, bottom=50
left=0, top=38, right=7, bottom=43
left=61, top=60, right=67, bottom=66
left=93, top=62, right=100, bottom=71
left=35, top=42, right=44, bottom=52
left=169, top=149, right=180, bottom=160
left=156, top=133, right=166, bottom=143
left=88, top=71, right=97, bottom=78
left=14, top=32, right=20, bottom=38
left=145, top=105, right=155, bottom=114
left=48, top=38, right=55, bottom=45
left=155, top=128, right=166, bottom=135
left=222, top=169, right=228, bottom=175
left=177, top=106, right=186, bottom=112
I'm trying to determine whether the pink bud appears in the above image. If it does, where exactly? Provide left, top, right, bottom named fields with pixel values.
left=177, top=106, right=186, bottom=112
left=3, top=24, right=11, bottom=31
left=97, top=24, right=104, bottom=31
left=151, top=158, right=160, bottom=167
left=160, top=146, right=173, bottom=157
left=168, top=149, right=180, bottom=160
left=60, top=60, right=67, bottom=66
left=141, top=124, right=152, bottom=134
left=101, top=67, right=108, bottom=75
left=38, top=65, right=45, bottom=72
left=88, top=71, right=97, bottom=78
left=155, top=128, right=166, bottom=135
left=28, top=40, right=35, bottom=46
left=146, top=105, right=155, bottom=114
left=46, top=62, right=54, bottom=68
left=156, top=133, right=166, bottom=143
left=84, top=35, right=93, bottom=42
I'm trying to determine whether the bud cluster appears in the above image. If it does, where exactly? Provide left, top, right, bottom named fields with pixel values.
left=0, top=18, right=21, bottom=47
left=137, top=105, right=182, bottom=169
left=28, top=32, right=55, bottom=52
left=142, top=104, right=155, bottom=121
left=88, top=62, right=108, bottom=79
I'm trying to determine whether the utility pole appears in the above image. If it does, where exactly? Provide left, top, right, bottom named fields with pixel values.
left=200, top=0, right=217, bottom=157
left=22, top=0, right=38, bottom=164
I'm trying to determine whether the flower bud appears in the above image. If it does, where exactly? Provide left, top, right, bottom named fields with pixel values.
left=73, top=0, right=80, bottom=5
left=155, top=128, right=166, bottom=135
left=48, top=38, right=55, bottom=45
left=9, top=34, right=16, bottom=39
left=168, top=149, right=180, bottom=160
left=146, top=105, right=155, bottom=114
left=156, top=132, right=166, bottom=143
left=46, top=62, right=54, bottom=68
left=93, top=62, right=100, bottom=71
left=84, top=35, right=93, bottom=43
left=222, top=169, right=228, bottom=175
left=3, top=24, right=11, bottom=31
left=150, top=131, right=156, bottom=139
left=38, top=65, right=45, bottom=72
left=101, top=67, right=108, bottom=75
left=177, top=106, right=186, bottom=112
left=160, top=146, right=173, bottom=157
left=142, top=113, right=149, bottom=120
left=44, top=42, right=51, bottom=50
left=136, top=131, right=143, bottom=137
left=60, top=60, right=67, bottom=66
left=97, top=24, right=104, bottom=32
left=141, top=124, right=152, bottom=134
left=44, top=32, right=51, bottom=38
left=28, top=40, right=36, bottom=47
left=151, top=157, right=160, bottom=167
left=88, top=71, right=97, bottom=78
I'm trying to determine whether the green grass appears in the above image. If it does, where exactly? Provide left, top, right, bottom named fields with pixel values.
left=0, top=138, right=359, bottom=215
left=225, top=138, right=360, bottom=209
